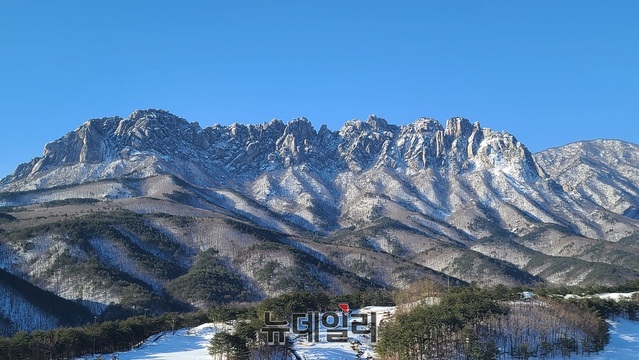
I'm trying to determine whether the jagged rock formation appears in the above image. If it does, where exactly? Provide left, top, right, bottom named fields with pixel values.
left=0, top=110, right=552, bottom=234
left=2, top=110, right=542, bottom=189
left=1, top=109, right=639, bottom=333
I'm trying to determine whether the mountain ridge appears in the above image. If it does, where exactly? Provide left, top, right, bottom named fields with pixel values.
left=1, top=109, right=639, bottom=334
left=3, top=109, right=639, bottom=242
left=1, top=109, right=542, bottom=187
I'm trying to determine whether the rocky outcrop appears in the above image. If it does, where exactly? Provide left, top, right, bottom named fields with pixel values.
left=1, top=110, right=542, bottom=188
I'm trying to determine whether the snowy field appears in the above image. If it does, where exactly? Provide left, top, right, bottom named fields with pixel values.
left=292, top=306, right=395, bottom=360
left=78, top=305, right=639, bottom=359
left=78, top=307, right=395, bottom=360
left=78, top=323, right=228, bottom=360
left=571, top=318, right=639, bottom=360
left=564, top=291, right=639, bottom=301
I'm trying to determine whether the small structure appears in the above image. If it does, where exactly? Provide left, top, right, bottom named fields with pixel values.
left=521, top=291, right=534, bottom=301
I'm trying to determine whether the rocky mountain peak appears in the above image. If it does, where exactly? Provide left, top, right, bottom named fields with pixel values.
left=365, top=114, right=389, bottom=130
left=1, top=110, right=547, bottom=191
left=444, top=117, right=474, bottom=138
left=267, top=118, right=285, bottom=129
left=275, top=118, right=318, bottom=165
left=281, top=117, right=316, bottom=138
left=116, top=109, right=192, bottom=135
left=129, top=108, right=173, bottom=120
left=410, top=118, right=444, bottom=133
left=339, top=119, right=366, bottom=137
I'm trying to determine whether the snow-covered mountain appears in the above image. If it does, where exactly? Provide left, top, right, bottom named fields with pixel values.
left=1, top=109, right=639, bottom=333
left=4, top=109, right=639, bottom=241
left=535, top=139, right=639, bottom=224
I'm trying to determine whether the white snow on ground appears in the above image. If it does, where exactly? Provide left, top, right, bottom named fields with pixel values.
left=564, top=291, right=639, bottom=301
left=76, top=305, right=639, bottom=360
left=597, top=292, right=639, bottom=301
left=77, top=323, right=229, bottom=360
left=570, top=318, right=639, bottom=360
left=79, top=307, right=396, bottom=360
left=292, top=306, right=395, bottom=360
left=293, top=340, right=359, bottom=360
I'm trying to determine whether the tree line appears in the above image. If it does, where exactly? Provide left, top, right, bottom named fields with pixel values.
left=0, top=311, right=208, bottom=360
left=0, top=290, right=393, bottom=359
left=376, top=285, right=609, bottom=360
left=1, top=279, right=637, bottom=359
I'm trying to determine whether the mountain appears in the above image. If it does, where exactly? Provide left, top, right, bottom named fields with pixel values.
left=1, top=109, right=638, bottom=334
left=535, top=140, right=639, bottom=223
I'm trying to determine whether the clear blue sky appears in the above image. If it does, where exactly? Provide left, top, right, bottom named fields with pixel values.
left=1, top=1, right=638, bottom=178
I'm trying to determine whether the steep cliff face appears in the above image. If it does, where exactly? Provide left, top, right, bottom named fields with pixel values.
left=2, top=110, right=540, bottom=187
left=0, top=110, right=550, bottom=233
